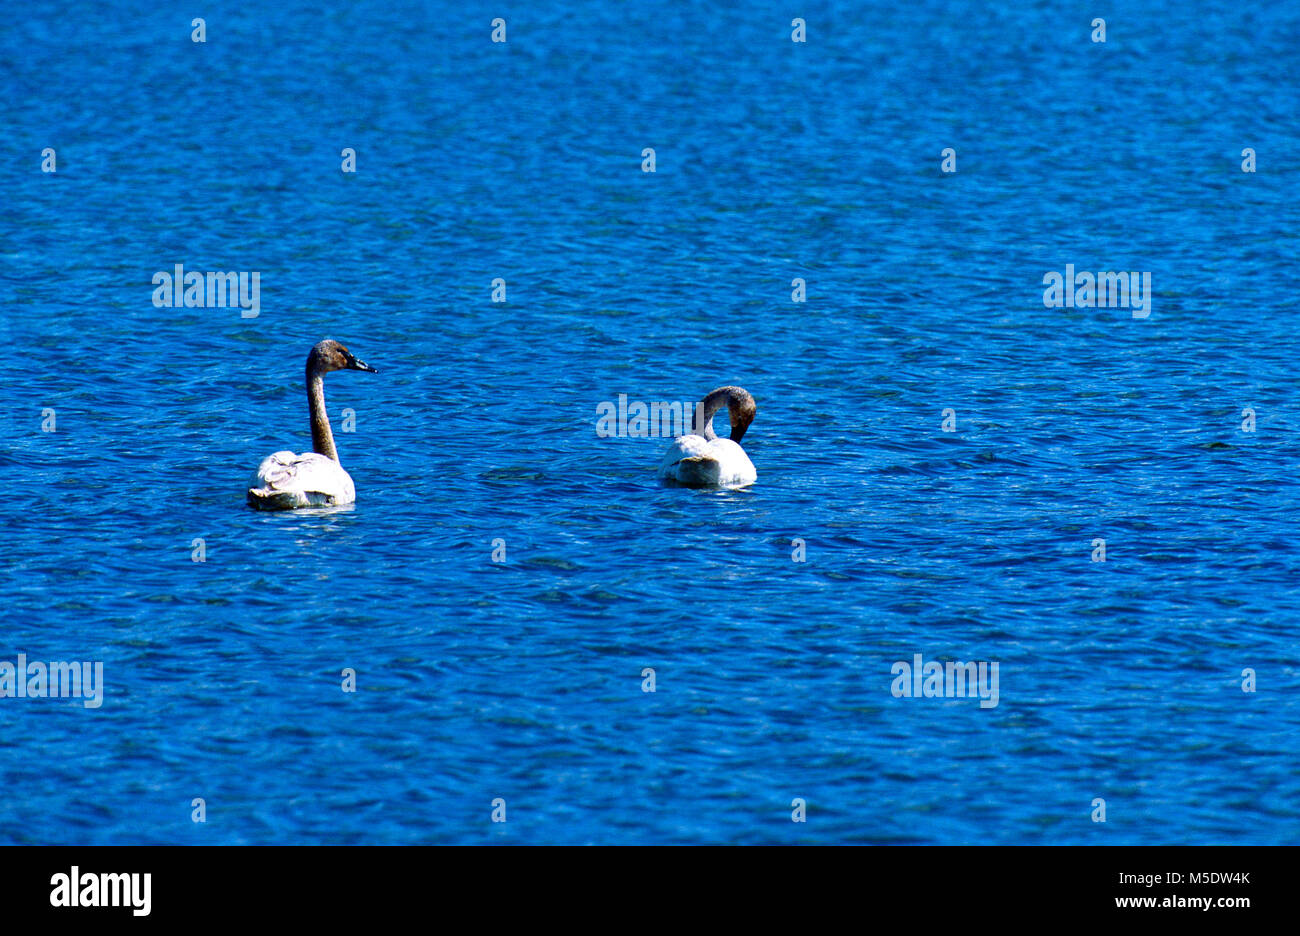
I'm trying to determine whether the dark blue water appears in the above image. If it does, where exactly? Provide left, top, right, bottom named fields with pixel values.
left=2, top=2, right=1298, bottom=844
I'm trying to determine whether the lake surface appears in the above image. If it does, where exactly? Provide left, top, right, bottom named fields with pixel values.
left=2, top=1, right=1298, bottom=844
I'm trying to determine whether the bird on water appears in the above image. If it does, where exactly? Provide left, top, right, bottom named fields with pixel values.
left=657, top=385, right=757, bottom=487
left=246, top=339, right=378, bottom=510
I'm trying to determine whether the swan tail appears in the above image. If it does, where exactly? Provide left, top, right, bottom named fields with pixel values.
left=670, top=455, right=722, bottom=487
left=247, top=486, right=303, bottom=511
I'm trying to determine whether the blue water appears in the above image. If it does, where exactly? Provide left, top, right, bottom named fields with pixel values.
left=2, top=1, right=1298, bottom=844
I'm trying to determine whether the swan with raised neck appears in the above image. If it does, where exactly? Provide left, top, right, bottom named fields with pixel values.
left=247, top=339, right=378, bottom=509
left=657, top=385, right=757, bottom=487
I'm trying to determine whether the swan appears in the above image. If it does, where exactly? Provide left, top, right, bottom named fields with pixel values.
left=658, top=385, right=757, bottom=487
left=246, top=339, right=378, bottom=510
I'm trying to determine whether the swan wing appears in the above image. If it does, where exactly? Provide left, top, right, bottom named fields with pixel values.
left=247, top=451, right=356, bottom=509
left=658, top=435, right=756, bottom=487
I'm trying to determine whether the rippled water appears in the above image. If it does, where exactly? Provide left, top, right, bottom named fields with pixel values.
left=2, top=2, right=1298, bottom=844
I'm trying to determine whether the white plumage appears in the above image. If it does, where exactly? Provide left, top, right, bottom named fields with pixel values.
left=248, top=451, right=357, bottom=509
left=658, top=435, right=756, bottom=487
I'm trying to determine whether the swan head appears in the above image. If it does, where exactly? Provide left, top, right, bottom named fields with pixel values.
left=308, top=339, right=378, bottom=375
left=699, top=385, right=756, bottom=443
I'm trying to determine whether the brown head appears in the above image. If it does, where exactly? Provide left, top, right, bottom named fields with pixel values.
left=306, top=339, right=378, bottom=379
left=697, top=386, right=757, bottom=443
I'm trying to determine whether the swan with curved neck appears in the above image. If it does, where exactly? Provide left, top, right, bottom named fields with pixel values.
left=657, top=385, right=757, bottom=487
left=246, top=339, right=378, bottom=509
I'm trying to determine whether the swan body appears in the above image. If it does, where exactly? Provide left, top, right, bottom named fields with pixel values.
left=657, top=385, right=757, bottom=488
left=248, top=450, right=356, bottom=509
left=659, top=434, right=756, bottom=487
left=247, top=339, right=378, bottom=510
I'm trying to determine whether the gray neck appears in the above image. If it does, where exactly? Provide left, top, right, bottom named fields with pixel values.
left=697, top=387, right=738, bottom=441
left=308, top=372, right=339, bottom=462
left=698, top=395, right=725, bottom=441
left=694, top=386, right=755, bottom=443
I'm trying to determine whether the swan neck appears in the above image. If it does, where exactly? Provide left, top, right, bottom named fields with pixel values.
left=696, top=386, right=754, bottom=444
left=698, top=391, right=731, bottom=441
left=308, top=371, right=339, bottom=462
left=699, top=399, right=721, bottom=441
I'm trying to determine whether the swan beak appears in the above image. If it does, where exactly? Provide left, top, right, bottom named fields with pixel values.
left=350, top=358, right=378, bottom=374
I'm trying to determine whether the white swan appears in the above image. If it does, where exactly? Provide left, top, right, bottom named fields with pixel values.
left=247, top=339, right=378, bottom=510
left=658, top=386, right=757, bottom=487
